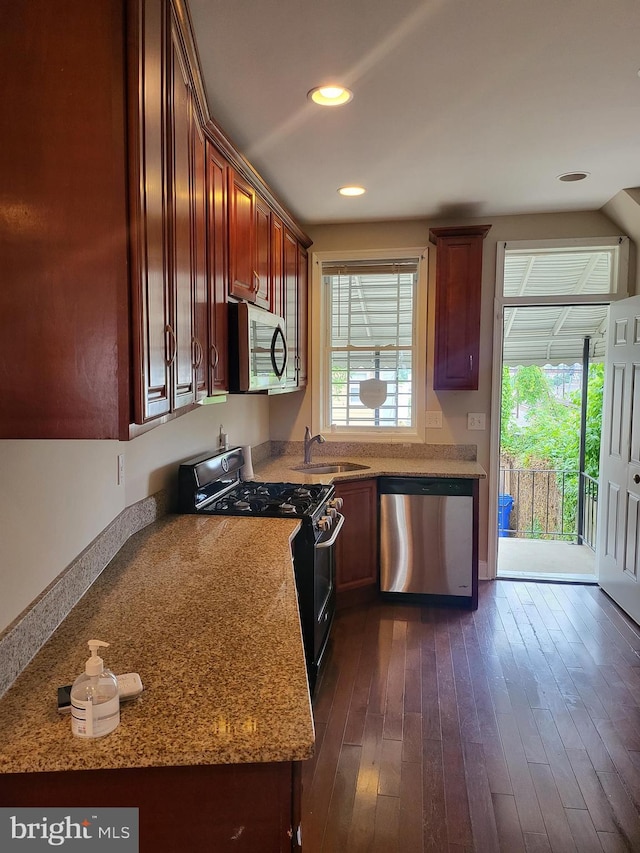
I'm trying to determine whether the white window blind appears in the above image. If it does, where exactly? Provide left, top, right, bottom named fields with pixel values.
left=322, top=258, right=418, bottom=429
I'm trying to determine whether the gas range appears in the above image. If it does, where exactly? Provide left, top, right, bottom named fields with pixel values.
left=206, top=480, right=334, bottom=522
left=177, top=447, right=338, bottom=535
left=176, top=447, right=343, bottom=693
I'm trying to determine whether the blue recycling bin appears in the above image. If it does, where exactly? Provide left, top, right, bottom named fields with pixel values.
left=498, top=494, right=514, bottom=537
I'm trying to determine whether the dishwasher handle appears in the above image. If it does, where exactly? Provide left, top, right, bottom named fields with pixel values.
left=378, top=476, right=473, bottom=497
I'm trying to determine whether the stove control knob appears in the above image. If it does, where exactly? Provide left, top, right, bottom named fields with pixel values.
left=328, top=497, right=344, bottom=511
left=318, top=515, right=333, bottom=532
left=326, top=507, right=338, bottom=519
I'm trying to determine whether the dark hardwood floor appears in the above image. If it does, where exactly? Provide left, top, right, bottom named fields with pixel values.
left=301, top=580, right=640, bottom=852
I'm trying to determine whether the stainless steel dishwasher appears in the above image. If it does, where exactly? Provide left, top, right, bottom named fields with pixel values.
left=379, top=477, right=475, bottom=604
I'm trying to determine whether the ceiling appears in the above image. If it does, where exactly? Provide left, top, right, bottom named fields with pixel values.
left=188, top=0, right=640, bottom=226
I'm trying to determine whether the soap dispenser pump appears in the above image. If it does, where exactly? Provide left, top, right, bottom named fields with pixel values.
left=70, top=639, right=120, bottom=739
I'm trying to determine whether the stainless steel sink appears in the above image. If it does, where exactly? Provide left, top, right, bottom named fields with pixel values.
left=290, top=462, right=371, bottom=474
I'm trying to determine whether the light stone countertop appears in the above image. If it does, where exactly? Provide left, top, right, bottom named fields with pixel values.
left=0, top=514, right=314, bottom=774
left=253, top=454, right=486, bottom=485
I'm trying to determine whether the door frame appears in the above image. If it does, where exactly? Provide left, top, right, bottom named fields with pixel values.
left=487, top=236, right=629, bottom=580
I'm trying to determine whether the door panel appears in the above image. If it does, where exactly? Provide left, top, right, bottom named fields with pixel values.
left=626, top=494, right=640, bottom=579
left=631, top=365, right=640, bottom=464
left=169, top=28, right=196, bottom=410
left=597, top=295, right=640, bottom=624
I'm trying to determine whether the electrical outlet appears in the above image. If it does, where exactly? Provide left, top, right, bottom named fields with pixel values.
left=425, top=411, right=442, bottom=428
left=117, top=453, right=125, bottom=486
left=467, top=413, right=486, bottom=430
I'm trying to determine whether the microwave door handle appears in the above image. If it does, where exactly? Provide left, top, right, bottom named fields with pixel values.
left=270, top=326, right=287, bottom=378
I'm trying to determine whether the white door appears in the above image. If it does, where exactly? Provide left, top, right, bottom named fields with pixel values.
left=597, top=295, right=640, bottom=623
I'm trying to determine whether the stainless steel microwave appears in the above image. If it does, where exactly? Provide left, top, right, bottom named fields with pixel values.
left=229, top=302, right=288, bottom=392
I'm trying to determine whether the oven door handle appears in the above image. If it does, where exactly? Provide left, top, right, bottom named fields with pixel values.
left=316, top=513, right=345, bottom=549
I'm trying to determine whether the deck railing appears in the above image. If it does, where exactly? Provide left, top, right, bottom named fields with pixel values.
left=579, top=473, right=599, bottom=551
left=499, top=467, right=598, bottom=549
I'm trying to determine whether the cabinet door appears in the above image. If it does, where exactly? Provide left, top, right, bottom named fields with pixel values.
left=0, top=0, right=131, bottom=438
left=168, top=21, right=197, bottom=411
left=254, top=195, right=271, bottom=309
left=131, top=0, right=172, bottom=423
left=206, top=144, right=229, bottom=393
left=429, top=224, right=491, bottom=391
left=334, top=479, right=378, bottom=592
left=228, top=169, right=257, bottom=301
left=297, top=245, right=308, bottom=388
left=192, top=117, right=208, bottom=401
left=283, top=229, right=299, bottom=387
left=271, top=214, right=285, bottom=319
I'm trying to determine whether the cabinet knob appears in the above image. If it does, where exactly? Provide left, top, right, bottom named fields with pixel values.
left=634, top=474, right=640, bottom=485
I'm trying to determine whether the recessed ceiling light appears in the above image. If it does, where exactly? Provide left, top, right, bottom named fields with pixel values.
left=308, top=85, right=353, bottom=106
left=338, top=186, right=366, bottom=197
left=557, top=171, right=590, bottom=182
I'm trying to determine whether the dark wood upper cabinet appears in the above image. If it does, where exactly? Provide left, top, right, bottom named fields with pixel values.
left=428, top=224, right=491, bottom=391
left=192, top=119, right=209, bottom=401
left=0, top=0, right=132, bottom=438
left=0, top=0, right=311, bottom=438
left=128, top=0, right=170, bottom=425
left=254, top=195, right=272, bottom=309
left=228, top=169, right=257, bottom=302
left=271, top=214, right=285, bottom=319
left=227, top=171, right=276, bottom=310
left=206, top=144, right=229, bottom=393
left=167, top=15, right=198, bottom=412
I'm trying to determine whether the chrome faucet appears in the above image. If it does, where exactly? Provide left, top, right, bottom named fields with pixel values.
left=303, top=426, right=326, bottom=464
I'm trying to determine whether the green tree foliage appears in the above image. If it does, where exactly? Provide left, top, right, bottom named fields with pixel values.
left=513, top=364, right=553, bottom=410
left=500, top=363, right=603, bottom=538
left=500, top=366, right=513, bottom=446
left=583, top=363, right=604, bottom=478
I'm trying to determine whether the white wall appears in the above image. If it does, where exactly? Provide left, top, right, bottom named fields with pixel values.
left=602, top=188, right=640, bottom=296
left=0, top=396, right=269, bottom=633
left=269, top=208, right=631, bottom=571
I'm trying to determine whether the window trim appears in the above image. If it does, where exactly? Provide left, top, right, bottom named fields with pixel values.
left=310, top=247, right=428, bottom=442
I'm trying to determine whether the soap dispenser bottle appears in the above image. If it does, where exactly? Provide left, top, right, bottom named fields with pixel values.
left=70, top=639, right=120, bottom=739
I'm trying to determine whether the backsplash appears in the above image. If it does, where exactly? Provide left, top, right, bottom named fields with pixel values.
left=0, top=490, right=169, bottom=698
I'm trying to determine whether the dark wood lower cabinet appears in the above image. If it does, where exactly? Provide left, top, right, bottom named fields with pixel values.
left=0, top=761, right=302, bottom=853
left=334, top=479, right=378, bottom=609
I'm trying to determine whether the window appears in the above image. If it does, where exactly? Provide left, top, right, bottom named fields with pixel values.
left=318, top=253, right=424, bottom=434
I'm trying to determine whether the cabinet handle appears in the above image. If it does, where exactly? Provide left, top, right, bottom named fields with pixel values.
left=252, top=270, right=259, bottom=291
left=469, top=354, right=473, bottom=373
left=210, top=343, right=220, bottom=374
left=192, top=336, right=203, bottom=369
left=165, top=325, right=177, bottom=367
